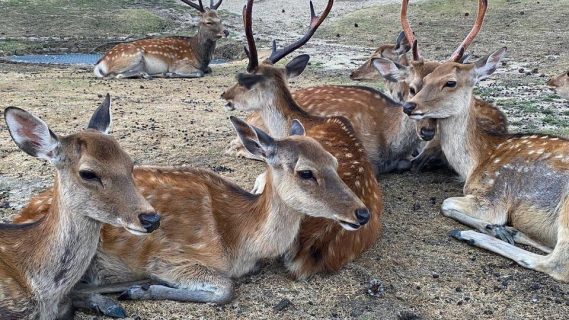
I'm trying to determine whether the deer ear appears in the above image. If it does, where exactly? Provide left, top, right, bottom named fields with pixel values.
left=394, top=31, right=412, bottom=54
left=88, top=93, right=112, bottom=134
left=289, top=119, right=305, bottom=136
left=230, top=116, right=275, bottom=160
left=285, top=54, right=310, bottom=79
left=372, top=58, right=409, bottom=83
left=4, top=107, right=60, bottom=162
left=474, top=47, right=507, bottom=81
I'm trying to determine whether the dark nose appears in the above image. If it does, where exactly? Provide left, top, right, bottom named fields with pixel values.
left=355, top=208, right=370, bottom=225
left=403, top=102, right=417, bottom=115
left=223, top=30, right=230, bottom=37
left=138, top=212, right=161, bottom=233
left=420, top=127, right=435, bottom=141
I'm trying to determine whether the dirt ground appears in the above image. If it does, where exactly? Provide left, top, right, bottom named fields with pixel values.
left=1, top=0, right=569, bottom=319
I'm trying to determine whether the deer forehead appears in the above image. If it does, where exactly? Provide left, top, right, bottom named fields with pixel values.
left=62, top=132, right=132, bottom=167
left=278, top=137, right=337, bottom=168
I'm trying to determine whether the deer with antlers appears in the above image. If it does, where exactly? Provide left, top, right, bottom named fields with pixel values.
left=13, top=117, right=370, bottom=316
left=0, top=95, right=159, bottom=319
left=397, top=1, right=569, bottom=280
left=94, top=0, right=228, bottom=79
left=222, top=0, right=382, bottom=279
left=547, top=70, right=569, bottom=99
left=369, top=0, right=508, bottom=169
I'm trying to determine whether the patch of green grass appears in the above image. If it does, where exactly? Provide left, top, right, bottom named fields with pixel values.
left=0, top=40, right=42, bottom=55
left=542, top=114, right=567, bottom=127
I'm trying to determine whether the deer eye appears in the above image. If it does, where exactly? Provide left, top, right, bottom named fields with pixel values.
left=444, top=81, right=457, bottom=88
left=79, top=170, right=102, bottom=184
left=297, top=170, right=315, bottom=180
left=409, top=87, right=416, bottom=95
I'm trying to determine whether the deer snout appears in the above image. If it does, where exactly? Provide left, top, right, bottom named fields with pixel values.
left=138, top=212, right=161, bottom=233
left=420, top=127, right=435, bottom=141
left=403, top=102, right=417, bottom=115
left=355, top=208, right=370, bottom=225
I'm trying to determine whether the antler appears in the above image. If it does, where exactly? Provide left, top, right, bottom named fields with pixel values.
left=243, top=0, right=258, bottom=72
left=210, top=0, right=222, bottom=10
left=180, top=0, right=205, bottom=13
left=265, top=0, right=334, bottom=65
left=449, top=0, right=488, bottom=62
left=400, top=0, right=420, bottom=61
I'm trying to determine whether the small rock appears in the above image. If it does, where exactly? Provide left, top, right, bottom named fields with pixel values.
left=455, top=287, right=462, bottom=293
left=140, top=85, right=145, bottom=89
left=273, top=298, right=292, bottom=311
left=531, top=68, right=539, bottom=74
left=526, top=72, right=532, bottom=76
left=367, top=279, right=385, bottom=297
left=354, top=23, right=359, bottom=28
left=282, top=9, right=285, bottom=13
left=520, top=11, right=525, bottom=15
left=413, top=203, right=421, bottom=210
left=432, top=273, right=440, bottom=279
left=518, top=68, right=525, bottom=73
left=336, top=33, right=341, bottom=38
left=464, top=12, right=470, bottom=16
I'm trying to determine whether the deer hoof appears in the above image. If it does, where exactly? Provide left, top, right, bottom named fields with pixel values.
left=449, top=229, right=476, bottom=246
left=485, top=224, right=517, bottom=244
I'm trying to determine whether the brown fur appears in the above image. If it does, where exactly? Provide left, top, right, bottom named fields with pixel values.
left=547, top=70, right=569, bottom=99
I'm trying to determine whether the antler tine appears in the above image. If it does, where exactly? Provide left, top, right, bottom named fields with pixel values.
left=266, top=0, right=334, bottom=65
left=243, top=0, right=258, bottom=72
left=180, top=0, right=205, bottom=13
left=400, top=0, right=420, bottom=61
left=449, top=0, right=488, bottom=62
left=210, top=0, right=223, bottom=10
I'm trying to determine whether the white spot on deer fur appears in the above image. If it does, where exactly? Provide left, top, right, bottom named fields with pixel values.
left=355, top=180, right=361, bottom=188
left=493, top=158, right=501, bottom=164
left=343, top=172, right=352, bottom=177
left=346, top=153, right=353, bottom=158
left=358, top=167, right=364, bottom=173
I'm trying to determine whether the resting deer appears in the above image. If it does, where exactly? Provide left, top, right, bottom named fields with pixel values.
left=94, top=0, right=228, bottom=79
left=222, top=0, right=382, bottom=279
left=14, top=117, right=369, bottom=317
left=0, top=95, right=159, bottom=319
left=547, top=70, right=569, bottom=99
left=405, top=44, right=569, bottom=282
left=371, top=0, right=508, bottom=170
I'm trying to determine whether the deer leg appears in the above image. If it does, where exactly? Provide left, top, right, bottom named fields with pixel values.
left=165, top=69, right=205, bottom=78
left=114, top=53, right=151, bottom=79
left=118, top=264, right=234, bottom=304
left=71, top=292, right=127, bottom=319
left=450, top=227, right=569, bottom=282
left=411, top=140, right=447, bottom=172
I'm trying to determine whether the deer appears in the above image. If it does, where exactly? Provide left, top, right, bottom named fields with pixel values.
left=547, top=69, right=569, bottom=99
left=403, top=42, right=569, bottom=281
left=13, top=117, right=370, bottom=317
left=221, top=0, right=383, bottom=279
left=370, top=0, right=508, bottom=170
left=93, top=0, right=228, bottom=79
left=0, top=95, right=159, bottom=319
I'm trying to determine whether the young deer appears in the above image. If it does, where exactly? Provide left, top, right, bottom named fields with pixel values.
left=0, top=95, right=159, bottom=319
left=405, top=45, right=569, bottom=281
left=14, top=117, right=369, bottom=317
left=372, top=0, right=508, bottom=168
left=222, top=0, right=382, bottom=279
left=94, top=0, right=228, bottom=79
left=547, top=70, right=569, bottom=99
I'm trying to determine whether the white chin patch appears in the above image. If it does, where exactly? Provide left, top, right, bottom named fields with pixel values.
left=409, top=114, right=425, bottom=120
left=125, top=227, right=148, bottom=236
left=224, top=102, right=235, bottom=111
left=339, top=221, right=360, bottom=231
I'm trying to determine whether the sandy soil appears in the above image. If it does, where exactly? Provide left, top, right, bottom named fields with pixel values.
left=1, top=0, right=569, bottom=319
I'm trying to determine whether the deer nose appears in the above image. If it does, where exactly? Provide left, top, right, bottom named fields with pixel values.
left=420, top=127, right=435, bottom=141
left=138, top=212, right=161, bottom=233
left=355, top=208, right=370, bottom=225
left=403, top=102, right=417, bottom=115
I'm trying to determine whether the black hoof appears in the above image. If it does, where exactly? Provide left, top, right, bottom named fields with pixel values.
left=103, top=305, right=127, bottom=318
left=449, top=229, right=463, bottom=240
left=117, top=291, right=131, bottom=301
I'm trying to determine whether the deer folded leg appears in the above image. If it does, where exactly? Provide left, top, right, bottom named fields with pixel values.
left=72, top=292, right=127, bottom=319
left=118, top=264, right=234, bottom=304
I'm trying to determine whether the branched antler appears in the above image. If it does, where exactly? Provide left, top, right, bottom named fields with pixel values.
left=180, top=0, right=205, bottom=13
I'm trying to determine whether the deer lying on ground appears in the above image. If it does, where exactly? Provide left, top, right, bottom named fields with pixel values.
left=222, top=0, right=382, bottom=279
left=371, top=0, right=508, bottom=170
left=14, top=117, right=369, bottom=317
left=0, top=95, right=159, bottom=319
left=94, top=0, right=228, bottom=79
left=405, top=44, right=569, bottom=281
left=547, top=70, right=569, bottom=99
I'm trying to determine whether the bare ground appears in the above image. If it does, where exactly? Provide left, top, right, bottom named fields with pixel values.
left=1, top=0, right=569, bottom=319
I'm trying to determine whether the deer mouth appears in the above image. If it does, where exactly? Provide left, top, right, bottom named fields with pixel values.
left=339, top=220, right=361, bottom=231
left=409, top=113, right=425, bottom=120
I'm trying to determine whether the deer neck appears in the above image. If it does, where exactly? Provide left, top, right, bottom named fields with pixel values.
left=259, top=87, right=310, bottom=139
left=0, top=174, right=102, bottom=315
left=191, top=29, right=216, bottom=69
left=438, top=95, right=501, bottom=180
left=230, top=171, right=303, bottom=277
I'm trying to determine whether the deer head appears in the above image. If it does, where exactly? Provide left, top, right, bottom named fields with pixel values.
left=547, top=70, right=569, bottom=99
left=4, top=94, right=160, bottom=234
left=231, top=116, right=369, bottom=230
left=181, top=0, right=229, bottom=40
left=222, top=0, right=333, bottom=111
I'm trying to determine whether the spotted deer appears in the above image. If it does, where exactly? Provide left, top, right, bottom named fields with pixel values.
left=0, top=95, right=159, bottom=319
left=93, top=0, right=228, bottom=79
left=371, top=0, right=508, bottom=169
left=547, top=70, right=569, bottom=99
left=222, top=0, right=382, bottom=279
left=14, top=117, right=370, bottom=316
left=404, top=43, right=569, bottom=281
